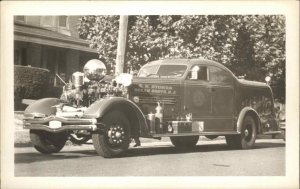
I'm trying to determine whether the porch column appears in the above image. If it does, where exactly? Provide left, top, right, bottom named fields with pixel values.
left=66, top=49, right=79, bottom=81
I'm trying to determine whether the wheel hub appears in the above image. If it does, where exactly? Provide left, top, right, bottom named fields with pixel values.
left=244, top=129, right=249, bottom=137
left=107, top=125, right=125, bottom=145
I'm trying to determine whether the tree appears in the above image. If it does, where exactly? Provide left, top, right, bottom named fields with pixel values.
left=78, top=15, right=286, bottom=101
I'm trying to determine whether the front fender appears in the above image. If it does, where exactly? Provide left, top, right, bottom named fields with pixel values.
left=24, top=98, right=62, bottom=116
left=84, top=97, right=135, bottom=118
left=237, top=107, right=261, bottom=133
left=84, top=97, right=150, bottom=137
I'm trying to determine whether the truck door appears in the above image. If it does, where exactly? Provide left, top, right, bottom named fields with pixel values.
left=184, top=65, right=213, bottom=131
left=208, top=66, right=234, bottom=131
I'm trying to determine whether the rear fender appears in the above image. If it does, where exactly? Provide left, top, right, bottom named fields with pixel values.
left=237, top=107, right=261, bottom=134
left=24, top=98, right=61, bottom=116
left=84, top=97, right=150, bottom=137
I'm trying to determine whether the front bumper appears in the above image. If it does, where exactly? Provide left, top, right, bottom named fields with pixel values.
left=23, top=115, right=99, bottom=133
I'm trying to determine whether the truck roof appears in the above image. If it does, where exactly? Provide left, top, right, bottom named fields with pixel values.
left=147, top=58, right=224, bottom=67
left=237, top=79, right=269, bottom=88
left=143, top=58, right=269, bottom=88
left=144, top=58, right=235, bottom=76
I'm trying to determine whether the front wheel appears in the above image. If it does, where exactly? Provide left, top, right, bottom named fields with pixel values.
left=170, top=136, right=199, bottom=148
left=30, top=130, right=67, bottom=154
left=92, top=111, right=130, bottom=158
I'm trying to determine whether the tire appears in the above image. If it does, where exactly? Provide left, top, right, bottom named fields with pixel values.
left=92, top=111, right=130, bottom=158
left=281, top=129, right=286, bottom=141
left=240, top=115, right=257, bottom=149
left=30, top=130, right=67, bottom=154
left=170, top=136, right=199, bottom=148
left=225, top=135, right=240, bottom=149
left=205, top=135, right=218, bottom=140
left=70, top=134, right=91, bottom=145
left=226, top=115, right=257, bottom=149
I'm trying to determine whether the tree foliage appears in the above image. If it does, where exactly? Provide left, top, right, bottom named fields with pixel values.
left=78, top=15, right=285, bottom=101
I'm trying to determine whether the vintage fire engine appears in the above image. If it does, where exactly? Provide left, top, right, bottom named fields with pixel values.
left=23, top=59, right=281, bottom=158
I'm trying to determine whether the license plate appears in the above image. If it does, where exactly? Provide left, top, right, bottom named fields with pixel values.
left=49, top=121, right=62, bottom=129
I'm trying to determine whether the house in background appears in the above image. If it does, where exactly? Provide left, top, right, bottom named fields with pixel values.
left=14, top=16, right=98, bottom=86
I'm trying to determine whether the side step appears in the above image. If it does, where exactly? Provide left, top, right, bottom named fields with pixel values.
left=152, top=131, right=239, bottom=138
left=261, top=131, right=282, bottom=135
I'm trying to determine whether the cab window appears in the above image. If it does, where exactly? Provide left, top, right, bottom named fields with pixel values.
left=187, top=65, right=208, bottom=81
left=209, top=66, right=232, bottom=84
left=138, top=64, right=187, bottom=78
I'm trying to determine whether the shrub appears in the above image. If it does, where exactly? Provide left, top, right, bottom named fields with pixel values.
left=14, top=66, right=50, bottom=110
left=44, top=86, right=63, bottom=98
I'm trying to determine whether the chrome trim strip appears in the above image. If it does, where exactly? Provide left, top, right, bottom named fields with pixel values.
left=23, top=124, right=99, bottom=133
left=24, top=116, right=97, bottom=125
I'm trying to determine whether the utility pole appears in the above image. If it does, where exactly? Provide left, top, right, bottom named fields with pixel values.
left=115, top=15, right=128, bottom=75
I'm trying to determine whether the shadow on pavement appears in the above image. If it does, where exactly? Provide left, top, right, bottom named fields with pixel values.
left=15, top=143, right=33, bottom=148
left=14, top=152, right=93, bottom=164
left=15, top=141, right=285, bottom=162
left=122, top=142, right=285, bottom=158
left=252, top=142, right=285, bottom=149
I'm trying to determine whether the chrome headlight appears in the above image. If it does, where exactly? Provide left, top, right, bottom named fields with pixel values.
left=83, top=59, right=107, bottom=81
left=115, top=73, right=133, bottom=87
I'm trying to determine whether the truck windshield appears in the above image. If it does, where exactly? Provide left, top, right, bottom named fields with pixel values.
left=138, top=65, right=187, bottom=78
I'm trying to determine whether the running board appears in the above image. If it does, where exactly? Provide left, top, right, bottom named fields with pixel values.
left=261, top=131, right=282, bottom=135
left=152, top=131, right=239, bottom=137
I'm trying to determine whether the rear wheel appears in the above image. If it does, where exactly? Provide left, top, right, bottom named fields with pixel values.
left=170, top=136, right=199, bottom=148
left=240, top=115, right=257, bottom=149
left=281, top=128, right=286, bottom=141
left=30, top=130, right=67, bottom=154
left=205, top=135, right=218, bottom=140
left=226, top=115, right=257, bottom=149
left=92, top=111, right=130, bottom=158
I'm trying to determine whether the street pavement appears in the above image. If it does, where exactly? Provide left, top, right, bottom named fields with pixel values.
left=15, top=138, right=285, bottom=176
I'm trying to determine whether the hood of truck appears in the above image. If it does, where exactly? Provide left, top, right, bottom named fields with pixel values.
left=128, top=78, right=183, bottom=120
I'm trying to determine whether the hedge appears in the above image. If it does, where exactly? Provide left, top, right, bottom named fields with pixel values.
left=14, top=66, right=50, bottom=110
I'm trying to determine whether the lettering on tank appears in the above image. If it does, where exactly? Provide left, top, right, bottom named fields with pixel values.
left=133, top=84, right=177, bottom=95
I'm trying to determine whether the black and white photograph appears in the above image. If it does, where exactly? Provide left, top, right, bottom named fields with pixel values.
left=1, top=1, right=299, bottom=189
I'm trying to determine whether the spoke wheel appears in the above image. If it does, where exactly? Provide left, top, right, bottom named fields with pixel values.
left=30, top=130, right=67, bottom=154
left=170, top=136, right=199, bottom=148
left=92, top=111, right=130, bottom=158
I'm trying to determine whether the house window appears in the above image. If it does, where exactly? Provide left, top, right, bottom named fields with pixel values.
left=41, top=16, right=53, bottom=27
left=15, top=16, right=25, bottom=22
left=58, top=16, right=67, bottom=27
left=14, top=48, right=27, bottom=66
